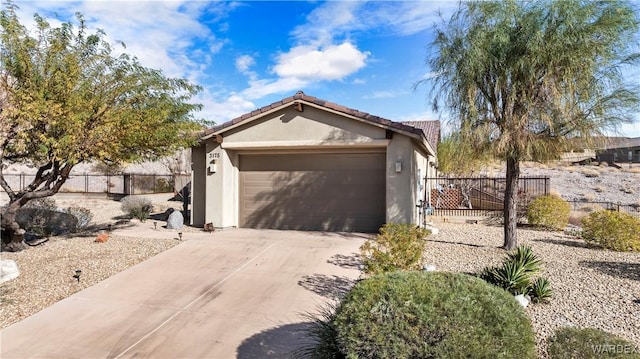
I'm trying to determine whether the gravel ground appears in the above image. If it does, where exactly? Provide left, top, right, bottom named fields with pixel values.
left=486, top=161, right=640, bottom=205
left=425, top=220, right=640, bottom=357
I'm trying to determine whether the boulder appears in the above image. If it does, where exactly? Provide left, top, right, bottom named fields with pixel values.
left=0, top=260, right=20, bottom=283
left=425, top=224, right=440, bottom=235
left=166, top=210, right=184, bottom=230
left=161, top=208, right=175, bottom=221
left=423, top=265, right=437, bottom=272
left=514, top=294, right=530, bottom=308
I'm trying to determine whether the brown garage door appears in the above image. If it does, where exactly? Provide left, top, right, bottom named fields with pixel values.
left=239, top=152, right=385, bottom=232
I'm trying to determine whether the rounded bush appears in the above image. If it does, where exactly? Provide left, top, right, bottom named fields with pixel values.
left=581, top=210, right=640, bottom=251
left=527, top=195, right=570, bottom=230
left=120, top=196, right=153, bottom=221
left=360, top=223, right=430, bottom=275
left=547, top=327, right=640, bottom=359
left=333, top=271, right=536, bottom=359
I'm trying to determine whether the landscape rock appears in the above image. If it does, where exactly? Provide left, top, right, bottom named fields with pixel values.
left=514, top=294, right=530, bottom=308
left=166, top=210, right=184, bottom=230
left=0, top=260, right=20, bottom=283
left=425, top=225, right=439, bottom=235
left=161, top=208, right=175, bottom=221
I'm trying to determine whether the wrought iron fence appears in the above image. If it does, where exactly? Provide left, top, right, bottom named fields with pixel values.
left=424, top=176, right=550, bottom=217
left=567, top=200, right=640, bottom=218
left=1, top=173, right=189, bottom=195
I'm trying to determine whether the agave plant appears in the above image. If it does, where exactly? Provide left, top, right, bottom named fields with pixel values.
left=505, top=245, right=542, bottom=275
left=479, top=245, right=552, bottom=301
left=481, top=260, right=530, bottom=295
left=529, top=277, right=552, bottom=303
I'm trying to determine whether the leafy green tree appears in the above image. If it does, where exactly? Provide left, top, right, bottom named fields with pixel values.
left=0, top=5, right=203, bottom=251
left=428, top=0, right=640, bottom=249
left=437, top=131, right=487, bottom=176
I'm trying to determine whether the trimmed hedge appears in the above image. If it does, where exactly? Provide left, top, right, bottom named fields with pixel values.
left=333, top=271, right=536, bottom=359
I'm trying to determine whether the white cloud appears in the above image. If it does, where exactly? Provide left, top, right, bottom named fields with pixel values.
left=235, top=55, right=256, bottom=73
left=274, top=43, right=368, bottom=81
left=16, top=1, right=232, bottom=82
left=291, top=1, right=456, bottom=45
left=240, top=42, right=368, bottom=100
left=367, top=91, right=399, bottom=99
left=291, top=2, right=363, bottom=47
left=243, top=77, right=307, bottom=100
left=193, top=92, right=256, bottom=124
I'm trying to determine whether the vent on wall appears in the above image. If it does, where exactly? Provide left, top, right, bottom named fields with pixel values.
left=386, top=130, right=393, bottom=139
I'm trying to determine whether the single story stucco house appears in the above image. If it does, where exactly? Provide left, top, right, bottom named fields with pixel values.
left=190, top=91, right=440, bottom=233
left=596, top=137, right=640, bottom=164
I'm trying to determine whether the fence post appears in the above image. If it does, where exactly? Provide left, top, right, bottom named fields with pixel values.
left=545, top=177, right=549, bottom=195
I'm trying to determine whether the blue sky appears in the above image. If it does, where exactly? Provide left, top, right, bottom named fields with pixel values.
left=13, top=1, right=640, bottom=137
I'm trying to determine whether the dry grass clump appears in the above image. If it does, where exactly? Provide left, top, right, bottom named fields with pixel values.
left=620, top=186, right=635, bottom=194
left=580, top=203, right=603, bottom=213
left=580, top=168, right=600, bottom=177
left=594, top=185, right=605, bottom=193
left=568, top=212, right=587, bottom=226
left=582, top=193, right=597, bottom=202
left=596, top=165, right=620, bottom=174
left=626, top=167, right=640, bottom=174
left=549, top=189, right=562, bottom=197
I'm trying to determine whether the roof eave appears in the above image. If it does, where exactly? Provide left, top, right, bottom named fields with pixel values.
left=199, top=97, right=437, bottom=156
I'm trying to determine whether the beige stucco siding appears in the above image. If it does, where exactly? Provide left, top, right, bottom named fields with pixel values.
left=222, top=106, right=386, bottom=145
left=385, top=135, right=414, bottom=223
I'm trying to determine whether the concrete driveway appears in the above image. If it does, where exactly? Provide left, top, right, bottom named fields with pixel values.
left=0, top=229, right=367, bottom=358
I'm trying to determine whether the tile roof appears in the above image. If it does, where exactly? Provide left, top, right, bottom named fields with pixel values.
left=401, top=120, right=441, bottom=155
left=206, top=91, right=440, bottom=152
left=603, top=137, right=640, bottom=149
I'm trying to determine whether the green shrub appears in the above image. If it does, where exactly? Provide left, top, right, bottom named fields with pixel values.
left=64, top=206, right=94, bottom=232
left=479, top=245, right=552, bottom=303
left=120, top=196, right=153, bottom=221
left=19, top=197, right=58, bottom=236
left=24, top=197, right=57, bottom=211
left=333, top=272, right=536, bottom=359
left=581, top=211, right=640, bottom=251
left=360, top=223, right=430, bottom=275
left=548, top=327, right=640, bottom=359
left=527, top=195, right=570, bottom=230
